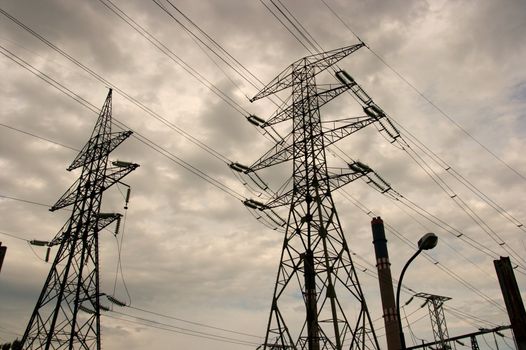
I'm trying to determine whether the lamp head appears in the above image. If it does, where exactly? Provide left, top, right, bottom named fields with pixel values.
left=417, top=232, right=438, bottom=250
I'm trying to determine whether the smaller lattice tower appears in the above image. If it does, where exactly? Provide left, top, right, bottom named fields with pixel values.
left=415, top=292, right=455, bottom=350
left=470, top=335, right=480, bottom=350
left=21, top=89, right=139, bottom=350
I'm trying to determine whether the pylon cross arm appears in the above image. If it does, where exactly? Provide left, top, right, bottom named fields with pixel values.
left=251, top=43, right=364, bottom=102
left=327, top=168, right=369, bottom=191
left=102, top=162, right=140, bottom=190
left=322, top=116, right=379, bottom=146
left=264, top=84, right=351, bottom=127
left=263, top=169, right=366, bottom=208
left=249, top=134, right=294, bottom=171
left=50, top=177, right=83, bottom=211
left=67, top=131, right=133, bottom=171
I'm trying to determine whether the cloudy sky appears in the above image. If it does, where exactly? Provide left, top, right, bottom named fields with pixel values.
left=1, top=0, right=525, bottom=349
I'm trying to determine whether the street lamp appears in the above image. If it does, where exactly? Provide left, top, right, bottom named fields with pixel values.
left=396, top=232, right=438, bottom=349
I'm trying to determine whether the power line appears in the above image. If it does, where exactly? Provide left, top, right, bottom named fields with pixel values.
left=0, top=193, right=51, bottom=208
left=103, top=310, right=260, bottom=347
left=151, top=0, right=259, bottom=94
left=0, top=229, right=31, bottom=241
left=0, top=6, right=232, bottom=165
left=0, top=123, right=79, bottom=151
left=396, top=140, right=526, bottom=268
left=288, top=0, right=526, bottom=267
left=339, top=190, right=508, bottom=313
left=254, top=0, right=515, bottom=316
left=242, top=4, right=513, bottom=328
left=318, top=0, right=526, bottom=183
left=96, top=0, right=249, bottom=118
left=127, top=305, right=263, bottom=339
left=0, top=44, right=245, bottom=202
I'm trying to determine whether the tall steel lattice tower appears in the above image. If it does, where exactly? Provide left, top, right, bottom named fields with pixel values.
left=240, top=44, right=390, bottom=350
left=21, top=89, right=139, bottom=350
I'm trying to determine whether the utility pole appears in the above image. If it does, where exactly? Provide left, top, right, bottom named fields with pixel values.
left=20, top=89, right=138, bottom=350
left=494, top=256, right=526, bottom=350
left=235, top=44, right=390, bottom=350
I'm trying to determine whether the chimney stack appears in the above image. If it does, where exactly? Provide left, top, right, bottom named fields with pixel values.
left=371, top=217, right=401, bottom=350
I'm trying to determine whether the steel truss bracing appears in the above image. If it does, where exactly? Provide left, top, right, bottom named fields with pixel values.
left=244, top=44, right=384, bottom=350
left=21, top=89, right=138, bottom=350
left=415, top=292, right=454, bottom=350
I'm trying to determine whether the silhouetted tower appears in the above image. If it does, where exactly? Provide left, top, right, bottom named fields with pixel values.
left=21, top=89, right=138, bottom=350
left=239, top=44, right=387, bottom=350
left=0, top=242, right=6, bottom=274
left=470, top=336, right=480, bottom=350
left=415, top=292, right=454, bottom=350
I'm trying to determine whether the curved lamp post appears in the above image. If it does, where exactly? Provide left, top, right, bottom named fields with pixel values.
left=396, top=232, right=438, bottom=349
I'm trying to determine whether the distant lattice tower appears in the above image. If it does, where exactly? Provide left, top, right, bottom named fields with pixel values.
left=415, top=292, right=455, bottom=350
left=231, top=43, right=402, bottom=350
left=21, top=89, right=138, bottom=350
left=470, top=335, right=480, bottom=350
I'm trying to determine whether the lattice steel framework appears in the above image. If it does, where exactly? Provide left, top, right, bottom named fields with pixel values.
left=21, top=89, right=138, bottom=350
left=415, top=292, right=454, bottom=350
left=470, top=335, right=480, bottom=350
left=242, top=44, right=389, bottom=350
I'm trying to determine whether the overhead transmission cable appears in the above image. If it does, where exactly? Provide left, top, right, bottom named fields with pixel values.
left=268, top=0, right=525, bottom=260
left=102, top=312, right=259, bottom=347
left=0, top=193, right=51, bottom=208
left=0, top=123, right=79, bottom=152
left=0, top=229, right=32, bottom=242
left=444, top=307, right=500, bottom=329
left=0, top=6, right=251, bottom=200
left=388, top=195, right=501, bottom=279
left=95, top=0, right=248, bottom=117
left=258, top=0, right=526, bottom=270
left=318, top=0, right=526, bottom=183
left=0, top=6, right=232, bottom=165
left=146, top=0, right=291, bottom=145
left=0, top=44, right=245, bottom=202
left=391, top=118, right=526, bottom=233
left=111, top=185, right=133, bottom=307
left=257, top=0, right=521, bottom=289
left=253, top=0, right=514, bottom=322
left=339, top=189, right=507, bottom=313
left=395, top=137, right=526, bottom=268
left=96, top=0, right=282, bottom=148
left=127, top=305, right=263, bottom=339
left=150, top=0, right=261, bottom=93
left=152, top=0, right=294, bottom=113
left=97, top=0, right=248, bottom=119
left=109, top=309, right=260, bottom=346
left=257, top=0, right=313, bottom=53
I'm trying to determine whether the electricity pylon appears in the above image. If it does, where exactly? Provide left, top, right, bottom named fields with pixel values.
left=21, top=89, right=138, bottom=350
left=239, top=44, right=390, bottom=350
left=415, top=292, right=454, bottom=350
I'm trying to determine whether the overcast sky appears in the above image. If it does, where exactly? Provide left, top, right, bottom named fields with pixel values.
left=1, top=0, right=525, bottom=349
